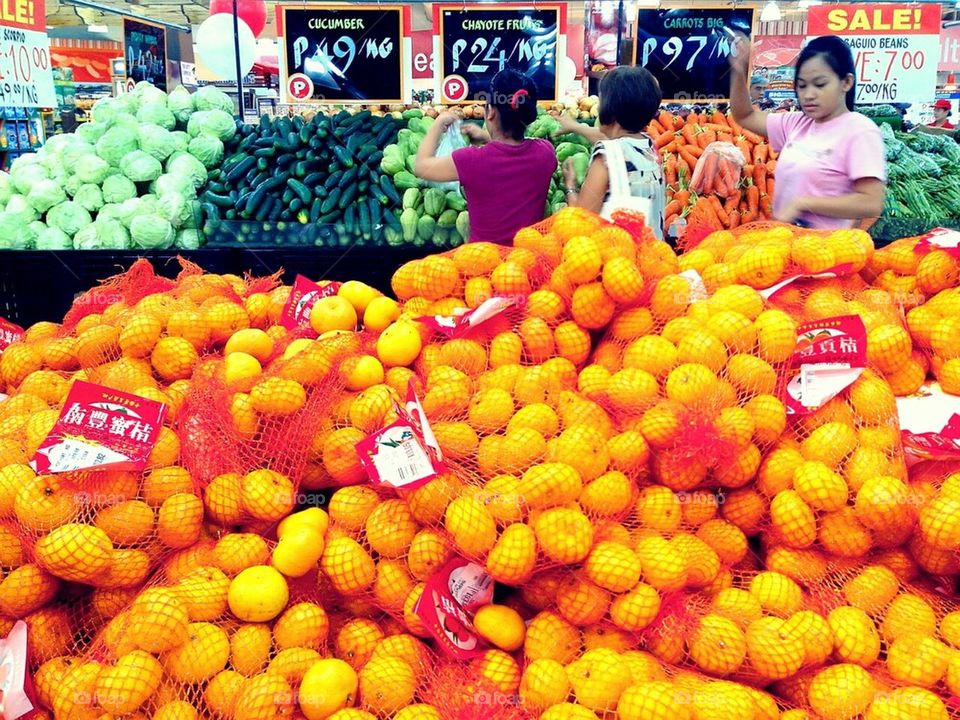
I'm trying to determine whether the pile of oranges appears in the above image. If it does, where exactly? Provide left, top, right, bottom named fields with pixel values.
left=1, top=208, right=960, bottom=720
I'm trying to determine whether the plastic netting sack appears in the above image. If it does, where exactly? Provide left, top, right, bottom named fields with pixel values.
left=689, top=142, right=746, bottom=198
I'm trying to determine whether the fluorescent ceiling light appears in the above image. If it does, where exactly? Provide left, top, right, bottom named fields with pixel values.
left=798, top=0, right=822, bottom=8
left=760, top=0, right=782, bottom=22
left=87, top=23, right=109, bottom=33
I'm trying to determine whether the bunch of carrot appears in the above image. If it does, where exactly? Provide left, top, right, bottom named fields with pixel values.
left=646, top=109, right=778, bottom=236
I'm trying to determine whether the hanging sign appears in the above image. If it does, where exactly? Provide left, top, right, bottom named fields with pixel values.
left=807, top=4, right=942, bottom=104
left=434, top=3, right=565, bottom=103
left=634, top=6, right=755, bottom=103
left=0, top=0, right=55, bottom=108
left=278, top=4, right=407, bottom=104
left=123, top=17, right=167, bottom=92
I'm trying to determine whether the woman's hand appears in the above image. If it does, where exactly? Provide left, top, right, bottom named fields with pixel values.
left=461, top=122, right=490, bottom=144
left=728, top=32, right=751, bottom=77
left=435, top=111, right=460, bottom=130
left=555, top=114, right=582, bottom=136
left=562, top=158, right=577, bottom=190
left=774, top=197, right=808, bottom=224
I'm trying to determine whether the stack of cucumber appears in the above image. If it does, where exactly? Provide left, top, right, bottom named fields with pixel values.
left=200, top=110, right=404, bottom=246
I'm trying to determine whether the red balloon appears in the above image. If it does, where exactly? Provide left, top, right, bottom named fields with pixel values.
left=209, top=0, right=267, bottom=38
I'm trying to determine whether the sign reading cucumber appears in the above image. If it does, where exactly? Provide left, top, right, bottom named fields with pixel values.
left=635, top=7, right=755, bottom=102
left=279, top=4, right=406, bottom=104
left=435, top=3, right=565, bottom=103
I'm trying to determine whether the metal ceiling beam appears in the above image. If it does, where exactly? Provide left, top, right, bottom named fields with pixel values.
left=60, top=0, right=192, bottom=32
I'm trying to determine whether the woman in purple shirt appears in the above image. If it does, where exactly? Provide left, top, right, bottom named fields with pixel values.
left=729, top=35, right=886, bottom=229
left=414, top=70, right=557, bottom=245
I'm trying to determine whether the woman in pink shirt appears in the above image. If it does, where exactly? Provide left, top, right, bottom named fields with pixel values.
left=414, top=70, right=557, bottom=244
left=729, top=36, right=886, bottom=229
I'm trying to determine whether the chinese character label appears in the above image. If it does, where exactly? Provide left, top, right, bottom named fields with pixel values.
left=413, top=557, right=491, bottom=660
left=280, top=275, right=342, bottom=331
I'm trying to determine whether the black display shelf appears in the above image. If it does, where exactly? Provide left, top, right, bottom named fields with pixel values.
left=0, top=246, right=432, bottom=327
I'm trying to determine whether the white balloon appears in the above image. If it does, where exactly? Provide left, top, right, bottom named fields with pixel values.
left=560, top=56, right=578, bottom=93
left=196, top=14, right=256, bottom=81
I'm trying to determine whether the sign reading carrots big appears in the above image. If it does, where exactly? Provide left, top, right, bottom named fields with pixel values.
left=807, top=4, right=942, bottom=104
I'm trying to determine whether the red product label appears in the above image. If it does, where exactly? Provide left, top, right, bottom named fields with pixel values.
left=355, top=381, right=444, bottom=490
left=782, top=315, right=867, bottom=415
left=915, top=227, right=960, bottom=257
left=414, top=556, right=493, bottom=660
left=897, top=383, right=960, bottom=462
left=808, top=4, right=942, bottom=36
left=0, top=621, right=37, bottom=720
left=280, top=275, right=342, bottom=331
left=31, top=381, right=167, bottom=474
left=0, top=317, right=25, bottom=353
left=416, top=296, right=517, bottom=338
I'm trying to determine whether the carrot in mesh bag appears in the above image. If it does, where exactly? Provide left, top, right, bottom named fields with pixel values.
left=689, top=142, right=746, bottom=199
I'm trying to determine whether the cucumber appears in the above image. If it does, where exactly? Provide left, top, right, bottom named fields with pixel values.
left=338, top=184, right=359, bottom=210
left=333, top=145, right=355, bottom=169
left=321, top=188, right=341, bottom=214
left=287, top=179, right=312, bottom=205
left=226, top=156, right=256, bottom=183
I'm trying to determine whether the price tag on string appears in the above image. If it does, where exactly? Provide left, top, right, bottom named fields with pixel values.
left=416, top=295, right=518, bottom=338
left=0, top=0, right=55, bottom=108
left=897, top=383, right=960, bottom=462
left=759, top=264, right=855, bottom=300
left=31, top=381, right=167, bottom=474
left=414, top=557, right=493, bottom=660
left=0, top=317, right=24, bottom=353
left=0, top=621, right=38, bottom=720
left=915, top=227, right=960, bottom=257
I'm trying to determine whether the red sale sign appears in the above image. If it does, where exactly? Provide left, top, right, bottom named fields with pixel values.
left=0, top=316, right=24, bottom=352
left=32, top=381, right=167, bottom=474
left=807, top=4, right=942, bottom=104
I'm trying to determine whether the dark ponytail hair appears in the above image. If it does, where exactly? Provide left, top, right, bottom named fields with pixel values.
left=795, top=36, right=856, bottom=112
left=488, top=69, right=538, bottom=141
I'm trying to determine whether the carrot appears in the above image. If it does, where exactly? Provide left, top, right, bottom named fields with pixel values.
left=747, top=185, right=760, bottom=215
left=761, top=194, right=774, bottom=218
left=728, top=210, right=741, bottom=229
left=655, top=131, right=677, bottom=149
left=684, top=144, right=705, bottom=159
left=677, top=155, right=691, bottom=177
left=698, top=130, right=718, bottom=149
left=711, top=111, right=729, bottom=128
left=753, top=143, right=769, bottom=164
left=658, top=110, right=676, bottom=130
left=664, top=199, right=683, bottom=218
left=674, top=189, right=691, bottom=208
left=664, top=156, right=678, bottom=187
left=743, top=164, right=754, bottom=181
left=709, top=195, right=730, bottom=226
left=699, top=197, right=724, bottom=227
left=661, top=141, right=679, bottom=155
left=718, top=132, right=734, bottom=145
left=648, top=119, right=666, bottom=136
left=767, top=177, right=776, bottom=197
left=681, top=123, right=699, bottom=146
left=728, top=116, right=743, bottom=135
left=664, top=213, right=680, bottom=233
left=742, top=128, right=765, bottom=145
left=690, top=152, right=711, bottom=190
left=765, top=159, right=776, bottom=175
left=753, top=164, right=767, bottom=192
left=680, top=146, right=702, bottom=171
left=737, top=138, right=753, bottom=163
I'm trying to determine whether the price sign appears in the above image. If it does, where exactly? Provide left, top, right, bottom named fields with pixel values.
left=0, top=0, right=54, bottom=108
left=808, top=4, right=942, bottom=104
left=635, top=7, right=755, bottom=103
left=278, top=4, right=407, bottom=104
left=435, top=3, right=565, bottom=103
left=123, top=18, right=167, bottom=92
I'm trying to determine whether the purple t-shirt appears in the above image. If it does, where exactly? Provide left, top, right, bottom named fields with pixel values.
left=452, top=139, right=557, bottom=244
left=767, top=111, right=886, bottom=230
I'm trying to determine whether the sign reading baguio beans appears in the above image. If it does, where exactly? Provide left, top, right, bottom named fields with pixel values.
left=634, top=7, right=755, bottom=102
left=0, top=0, right=55, bottom=107
left=807, top=3, right=942, bottom=104
left=434, top=3, right=565, bottom=103
left=278, top=4, right=407, bottom=104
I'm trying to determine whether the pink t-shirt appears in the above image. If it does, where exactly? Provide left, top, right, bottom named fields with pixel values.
left=767, top=112, right=886, bottom=230
left=452, top=139, right=557, bottom=245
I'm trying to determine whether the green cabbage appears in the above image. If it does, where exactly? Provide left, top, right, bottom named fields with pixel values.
left=74, top=184, right=105, bottom=213
left=152, top=173, right=196, bottom=199
left=61, top=141, right=96, bottom=170
left=73, top=218, right=131, bottom=250
left=29, top=220, right=46, bottom=238
left=35, top=226, right=73, bottom=250
left=76, top=122, right=109, bottom=144
left=102, top=175, right=137, bottom=204
left=138, top=103, right=176, bottom=130
left=91, top=97, right=122, bottom=124
left=188, top=134, right=224, bottom=169
left=113, top=93, right=140, bottom=116
left=0, top=172, right=12, bottom=205
left=176, top=228, right=202, bottom=249
left=187, top=110, right=237, bottom=142
left=0, top=212, right=37, bottom=249
left=64, top=175, right=82, bottom=197
left=75, top=154, right=111, bottom=185
left=166, top=152, right=207, bottom=188
left=171, top=131, right=190, bottom=153
left=133, top=82, right=167, bottom=106
left=26, top=179, right=66, bottom=213
left=194, top=86, right=234, bottom=114
left=116, top=196, right=159, bottom=228
left=96, top=127, right=139, bottom=167
left=10, top=160, right=47, bottom=194
left=47, top=200, right=93, bottom=236
left=157, top=192, right=197, bottom=228
left=130, top=213, right=174, bottom=249
left=182, top=199, right=202, bottom=230
left=4, top=194, right=39, bottom=224
left=110, top=113, right=140, bottom=133
left=168, top=86, right=195, bottom=126
left=139, top=125, right=177, bottom=162
left=120, top=150, right=163, bottom=183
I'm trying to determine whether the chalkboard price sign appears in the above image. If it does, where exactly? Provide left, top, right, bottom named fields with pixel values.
left=124, top=18, right=167, bottom=92
left=635, top=7, right=755, bottom=102
left=280, top=5, right=406, bottom=104
left=435, top=3, right=565, bottom=103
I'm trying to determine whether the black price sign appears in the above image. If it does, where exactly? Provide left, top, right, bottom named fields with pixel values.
left=436, top=4, right=563, bottom=103
left=123, top=18, right=167, bottom=92
left=280, top=5, right=406, bottom=104
left=635, top=7, right=754, bottom=102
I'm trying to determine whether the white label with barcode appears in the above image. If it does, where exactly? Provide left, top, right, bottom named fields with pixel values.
left=372, top=429, right=435, bottom=488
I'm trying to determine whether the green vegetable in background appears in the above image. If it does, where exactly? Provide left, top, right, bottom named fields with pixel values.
left=423, top=189, right=446, bottom=218
left=556, top=142, right=587, bottom=164
left=400, top=207, right=418, bottom=242
left=456, top=211, right=470, bottom=241
left=394, top=172, right=421, bottom=190
left=120, top=150, right=163, bottom=183
left=403, top=188, right=422, bottom=210
left=130, top=213, right=175, bottom=249
left=572, top=153, right=590, bottom=187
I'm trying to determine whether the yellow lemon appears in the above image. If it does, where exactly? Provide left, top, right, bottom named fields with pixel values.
left=284, top=338, right=314, bottom=359
left=473, top=604, right=526, bottom=652
left=224, top=352, right=262, bottom=390
left=364, top=296, right=402, bottom=333
left=310, top=296, right=358, bottom=335
left=227, top=565, right=289, bottom=622
left=342, top=355, right=385, bottom=392
left=225, top=328, right=275, bottom=363
left=272, top=527, right=325, bottom=578
left=300, top=658, right=359, bottom=720
left=339, top=281, right=382, bottom=315
left=377, top=321, right=423, bottom=368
